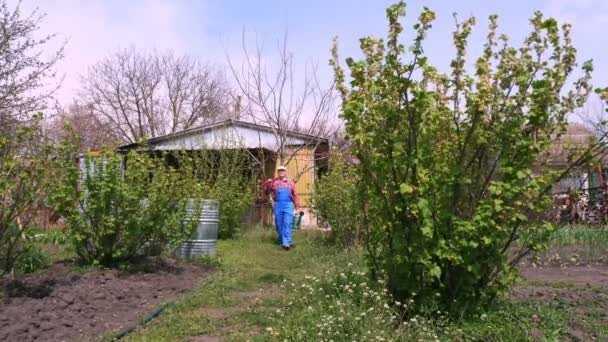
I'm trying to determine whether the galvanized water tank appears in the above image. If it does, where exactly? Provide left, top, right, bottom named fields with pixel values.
left=175, top=199, right=220, bottom=259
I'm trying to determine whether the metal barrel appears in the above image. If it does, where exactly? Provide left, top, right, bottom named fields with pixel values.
left=175, top=199, right=220, bottom=259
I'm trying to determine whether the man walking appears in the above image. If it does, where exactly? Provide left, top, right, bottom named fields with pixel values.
left=267, top=165, right=300, bottom=250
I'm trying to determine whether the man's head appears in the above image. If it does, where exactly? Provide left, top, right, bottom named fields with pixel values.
left=277, top=165, right=287, bottom=178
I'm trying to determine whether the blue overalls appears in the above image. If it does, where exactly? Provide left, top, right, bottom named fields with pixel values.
left=274, top=179, right=294, bottom=248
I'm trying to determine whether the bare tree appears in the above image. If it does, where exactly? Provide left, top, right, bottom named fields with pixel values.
left=46, top=102, right=119, bottom=152
left=577, top=94, right=608, bottom=143
left=0, top=0, right=64, bottom=130
left=80, top=48, right=231, bottom=143
left=227, top=30, right=337, bottom=179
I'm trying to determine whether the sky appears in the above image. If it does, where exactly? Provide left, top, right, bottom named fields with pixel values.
left=10, top=0, right=608, bottom=107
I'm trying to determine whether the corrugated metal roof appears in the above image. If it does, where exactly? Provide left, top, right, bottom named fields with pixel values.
left=118, top=119, right=328, bottom=152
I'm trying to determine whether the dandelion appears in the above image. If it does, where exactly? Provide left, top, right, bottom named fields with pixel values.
left=265, top=327, right=273, bottom=332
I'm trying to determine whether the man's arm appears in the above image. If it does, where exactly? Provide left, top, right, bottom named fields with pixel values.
left=266, top=179, right=275, bottom=206
left=290, top=183, right=301, bottom=210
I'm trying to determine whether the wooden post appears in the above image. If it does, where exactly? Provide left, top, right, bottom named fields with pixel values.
left=260, top=174, right=265, bottom=225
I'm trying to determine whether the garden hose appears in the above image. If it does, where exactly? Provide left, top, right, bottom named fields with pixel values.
left=107, top=274, right=217, bottom=340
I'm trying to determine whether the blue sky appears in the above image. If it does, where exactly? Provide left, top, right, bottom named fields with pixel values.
left=12, top=0, right=608, bottom=106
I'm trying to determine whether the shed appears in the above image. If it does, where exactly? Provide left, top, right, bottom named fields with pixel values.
left=118, top=119, right=329, bottom=225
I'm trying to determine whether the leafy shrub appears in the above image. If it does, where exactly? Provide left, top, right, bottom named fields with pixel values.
left=1, top=116, right=59, bottom=275
left=313, top=152, right=364, bottom=247
left=52, top=151, right=202, bottom=266
left=15, top=243, right=51, bottom=274
left=0, top=0, right=64, bottom=275
left=208, top=174, right=255, bottom=239
left=183, top=149, right=257, bottom=239
left=331, top=2, right=604, bottom=315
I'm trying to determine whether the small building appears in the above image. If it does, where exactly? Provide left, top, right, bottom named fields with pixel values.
left=118, top=119, right=329, bottom=226
left=544, top=123, right=608, bottom=224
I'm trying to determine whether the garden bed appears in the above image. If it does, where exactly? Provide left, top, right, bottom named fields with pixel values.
left=0, top=257, right=215, bottom=342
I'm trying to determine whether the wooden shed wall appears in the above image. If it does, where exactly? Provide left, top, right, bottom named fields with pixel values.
left=274, top=147, right=315, bottom=207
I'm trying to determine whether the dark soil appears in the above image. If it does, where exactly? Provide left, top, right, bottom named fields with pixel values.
left=520, top=264, right=608, bottom=287
left=515, top=250, right=608, bottom=341
left=0, top=257, right=215, bottom=342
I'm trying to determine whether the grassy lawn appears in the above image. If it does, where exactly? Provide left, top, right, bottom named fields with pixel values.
left=118, top=226, right=607, bottom=341
left=124, top=228, right=361, bottom=341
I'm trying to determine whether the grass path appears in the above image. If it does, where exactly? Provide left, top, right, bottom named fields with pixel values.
left=124, top=229, right=357, bottom=342
left=122, top=228, right=608, bottom=341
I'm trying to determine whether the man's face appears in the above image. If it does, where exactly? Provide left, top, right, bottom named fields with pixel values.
left=278, top=170, right=286, bottom=177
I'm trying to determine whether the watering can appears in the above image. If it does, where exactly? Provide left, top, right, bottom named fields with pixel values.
left=293, top=211, right=305, bottom=230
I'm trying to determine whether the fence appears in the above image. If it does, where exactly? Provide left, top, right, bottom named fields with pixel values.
left=550, top=185, right=608, bottom=225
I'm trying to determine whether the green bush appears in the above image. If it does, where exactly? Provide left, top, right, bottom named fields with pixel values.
left=313, top=152, right=364, bottom=247
left=208, top=175, right=255, bottom=239
left=15, top=243, right=51, bottom=274
left=184, top=149, right=257, bottom=239
left=52, top=151, right=202, bottom=266
left=331, top=2, right=604, bottom=315
left=1, top=116, right=59, bottom=275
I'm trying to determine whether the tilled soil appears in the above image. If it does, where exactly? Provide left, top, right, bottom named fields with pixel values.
left=520, top=264, right=608, bottom=287
left=516, top=250, right=608, bottom=341
left=0, top=258, right=215, bottom=342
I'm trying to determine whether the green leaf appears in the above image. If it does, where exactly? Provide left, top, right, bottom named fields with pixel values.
left=429, top=265, right=441, bottom=279
left=399, top=183, right=414, bottom=194
left=421, top=225, right=433, bottom=238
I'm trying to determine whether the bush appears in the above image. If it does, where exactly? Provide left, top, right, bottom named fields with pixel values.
left=14, top=243, right=51, bottom=274
left=313, top=152, right=364, bottom=247
left=208, top=175, right=255, bottom=239
left=331, top=2, right=604, bottom=315
left=52, top=151, right=202, bottom=266
left=0, top=116, right=59, bottom=275
left=184, top=149, right=257, bottom=239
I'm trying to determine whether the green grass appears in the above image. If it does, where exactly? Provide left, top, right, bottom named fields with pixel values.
left=119, top=227, right=600, bottom=342
left=521, top=280, right=578, bottom=288
left=124, top=227, right=360, bottom=341
left=548, top=225, right=608, bottom=246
